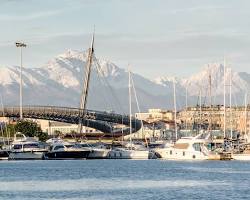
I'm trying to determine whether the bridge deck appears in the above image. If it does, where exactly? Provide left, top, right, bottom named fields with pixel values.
left=0, top=106, right=142, bottom=137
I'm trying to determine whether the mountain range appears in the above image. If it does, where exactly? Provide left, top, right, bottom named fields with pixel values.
left=0, top=49, right=249, bottom=114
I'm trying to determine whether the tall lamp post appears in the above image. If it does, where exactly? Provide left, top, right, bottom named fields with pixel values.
left=15, top=42, right=27, bottom=120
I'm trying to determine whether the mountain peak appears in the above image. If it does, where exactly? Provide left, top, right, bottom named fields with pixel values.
left=97, top=59, right=122, bottom=77
left=153, top=76, right=181, bottom=87
left=57, top=49, right=88, bottom=61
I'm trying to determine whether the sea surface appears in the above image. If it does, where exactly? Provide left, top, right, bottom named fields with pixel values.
left=0, top=160, right=250, bottom=200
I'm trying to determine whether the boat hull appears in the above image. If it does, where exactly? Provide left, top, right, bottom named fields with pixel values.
left=107, top=149, right=149, bottom=159
left=155, top=148, right=208, bottom=160
left=88, top=149, right=110, bottom=159
left=232, top=154, right=250, bottom=160
left=44, top=151, right=90, bottom=160
left=0, top=150, right=9, bottom=160
left=8, top=151, right=45, bottom=160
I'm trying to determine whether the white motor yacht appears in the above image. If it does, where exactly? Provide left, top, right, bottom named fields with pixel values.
left=9, top=133, right=48, bottom=160
left=155, top=133, right=213, bottom=160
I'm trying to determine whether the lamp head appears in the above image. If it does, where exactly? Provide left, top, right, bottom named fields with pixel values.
left=15, top=42, right=27, bottom=47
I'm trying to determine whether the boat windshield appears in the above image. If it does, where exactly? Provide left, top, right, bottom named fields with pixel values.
left=13, top=144, right=22, bottom=149
left=193, top=143, right=202, bottom=151
left=23, top=143, right=39, bottom=149
left=65, top=145, right=74, bottom=148
left=53, top=145, right=64, bottom=151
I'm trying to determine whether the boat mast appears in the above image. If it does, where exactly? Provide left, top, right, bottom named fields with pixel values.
left=223, top=58, right=226, bottom=139
left=131, top=73, right=147, bottom=146
left=185, top=85, right=188, bottom=130
left=245, top=93, right=247, bottom=138
left=208, top=71, right=212, bottom=132
left=78, top=32, right=95, bottom=134
left=173, top=77, right=177, bottom=141
left=229, top=68, right=232, bottom=139
left=199, top=86, right=202, bottom=132
left=128, top=69, right=132, bottom=149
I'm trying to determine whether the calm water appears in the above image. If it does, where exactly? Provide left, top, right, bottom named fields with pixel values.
left=0, top=160, right=250, bottom=200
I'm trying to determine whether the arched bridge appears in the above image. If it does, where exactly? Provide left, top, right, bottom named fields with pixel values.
left=0, top=106, right=142, bottom=137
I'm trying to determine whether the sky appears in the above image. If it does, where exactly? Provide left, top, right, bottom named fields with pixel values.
left=0, top=0, right=250, bottom=79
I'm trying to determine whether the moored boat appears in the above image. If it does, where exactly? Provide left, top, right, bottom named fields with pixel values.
left=0, top=149, right=9, bottom=160
left=155, top=133, right=221, bottom=160
left=44, top=142, right=90, bottom=160
left=107, top=148, right=149, bottom=159
left=79, top=142, right=110, bottom=159
left=9, top=133, right=48, bottom=160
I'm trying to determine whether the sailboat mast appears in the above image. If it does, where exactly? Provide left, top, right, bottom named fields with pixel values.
left=129, top=69, right=132, bottom=149
left=199, top=86, right=202, bottom=131
left=208, top=72, right=212, bottom=132
left=185, top=85, right=188, bottom=129
left=245, top=93, right=247, bottom=137
left=223, top=58, right=226, bottom=138
left=173, top=78, right=177, bottom=141
left=229, top=68, right=232, bottom=139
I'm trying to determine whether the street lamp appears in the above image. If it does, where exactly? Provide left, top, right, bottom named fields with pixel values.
left=15, top=42, right=27, bottom=120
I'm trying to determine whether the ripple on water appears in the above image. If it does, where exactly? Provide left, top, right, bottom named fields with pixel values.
left=0, top=160, right=250, bottom=200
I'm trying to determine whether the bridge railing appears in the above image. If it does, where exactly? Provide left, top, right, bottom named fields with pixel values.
left=0, top=105, right=141, bottom=135
left=1, top=105, right=134, bottom=120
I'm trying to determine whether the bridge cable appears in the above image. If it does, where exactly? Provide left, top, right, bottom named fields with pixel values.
left=93, top=56, right=125, bottom=114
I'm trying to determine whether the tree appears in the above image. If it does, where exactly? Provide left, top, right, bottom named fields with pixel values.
left=15, top=121, right=41, bottom=137
left=37, top=131, right=49, bottom=142
left=1, top=123, right=16, bottom=137
left=14, top=120, right=48, bottom=142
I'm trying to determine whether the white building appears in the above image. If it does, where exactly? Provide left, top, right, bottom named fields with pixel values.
left=34, top=119, right=101, bottom=136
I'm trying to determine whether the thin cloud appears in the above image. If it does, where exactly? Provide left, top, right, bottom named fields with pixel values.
left=0, top=9, right=63, bottom=21
left=170, top=5, right=224, bottom=14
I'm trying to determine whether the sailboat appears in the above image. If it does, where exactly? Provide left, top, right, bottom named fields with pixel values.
left=107, top=69, right=149, bottom=159
left=232, top=93, right=250, bottom=160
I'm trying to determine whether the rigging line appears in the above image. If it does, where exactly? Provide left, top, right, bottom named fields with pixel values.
left=0, top=94, right=9, bottom=146
left=203, top=85, right=208, bottom=106
left=93, top=56, right=124, bottom=113
left=231, top=79, right=238, bottom=108
left=0, top=95, right=4, bottom=142
left=93, top=56, right=125, bottom=114
left=93, top=60, right=117, bottom=111
left=131, top=72, right=146, bottom=142
left=88, top=59, right=112, bottom=111
left=130, top=74, right=142, bottom=117
left=130, top=74, right=148, bottom=148
left=96, top=67, right=113, bottom=111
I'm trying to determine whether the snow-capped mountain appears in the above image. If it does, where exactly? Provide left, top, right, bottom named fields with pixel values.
left=0, top=50, right=250, bottom=113
left=154, top=63, right=250, bottom=106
